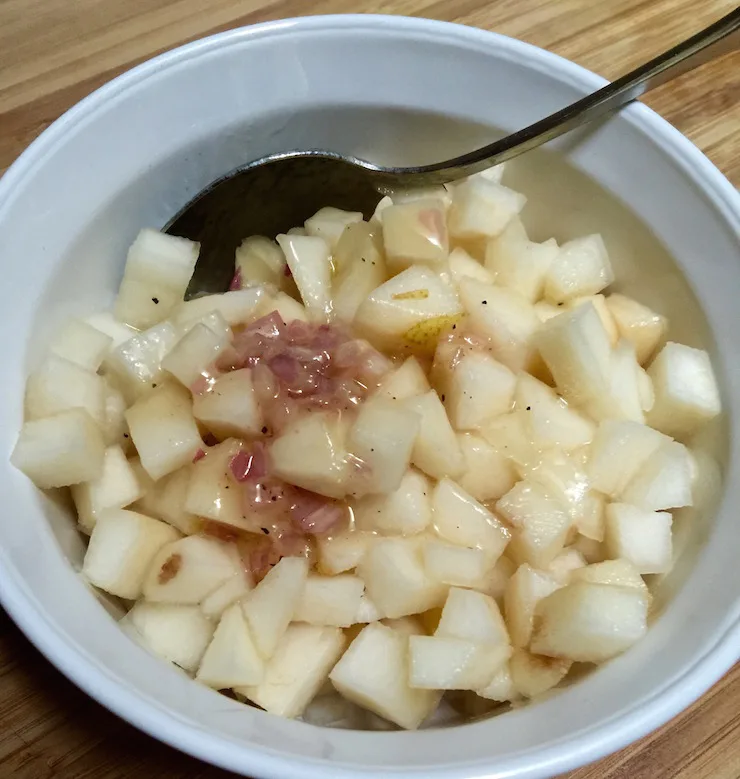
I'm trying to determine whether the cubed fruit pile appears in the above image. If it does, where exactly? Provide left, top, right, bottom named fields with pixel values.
left=11, top=162, right=721, bottom=730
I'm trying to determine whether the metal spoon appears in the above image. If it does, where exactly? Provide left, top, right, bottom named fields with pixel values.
left=168, top=7, right=740, bottom=298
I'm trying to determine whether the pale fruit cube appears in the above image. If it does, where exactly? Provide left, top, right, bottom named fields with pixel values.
left=305, top=206, right=363, bottom=250
left=71, top=445, right=143, bottom=533
left=478, top=555, right=517, bottom=603
left=504, top=564, right=562, bottom=648
left=448, top=178, right=526, bottom=241
left=330, top=622, right=439, bottom=730
left=544, top=234, right=614, bottom=304
left=192, top=369, right=263, bottom=440
left=546, top=547, right=587, bottom=584
left=105, top=321, right=178, bottom=394
left=382, top=199, right=449, bottom=268
left=294, top=574, right=365, bottom=627
left=534, top=302, right=612, bottom=409
left=481, top=411, right=542, bottom=469
left=240, top=624, right=346, bottom=718
left=370, top=195, right=393, bottom=226
left=620, top=440, right=693, bottom=511
left=534, top=301, right=561, bottom=323
left=355, top=593, right=383, bottom=624
left=485, top=218, right=559, bottom=302
left=349, top=398, right=420, bottom=495
left=457, top=433, right=518, bottom=502
left=376, top=357, right=430, bottom=401
left=276, top=234, right=332, bottom=322
left=606, top=293, right=667, bottom=365
left=447, top=247, right=494, bottom=286
left=235, top=235, right=286, bottom=288
left=409, top=636, right=510, bottom=690
left=433, top=479, right=511, bottom=561
left=82, top=509, right=180, bottom=599
left=497, top=481, right=572, bottom=568
left=531, top=582, right=648, bottom=662
left=196, top=603, right=265, bottom=689
left=422, top=541, right=490, bottom=588
left=404, top=391, right=464, bottom=480
left=605, top=503, right=673, bottom=574
left=646, top=342, right=721, bottom=439
left=133, top=462, right=199, bottom=535
left=353, top=469, right=432, bottom=535
left=515, top=373, right=595, bottom=450
left=566, top=294, right=618, bottom=346
left=162, top=322, right=229, bottom=387
left=354, top=265, right=463, bottom=354
left=200, top=575, right=253, bottom=620
left=477, top=661, right=518, bottom=702
left=142, top=534, right=244, bottom=604
left=270, top=412, right=349, bottom=498
left=50, top=318, right=113, bottom=372
left=587, top=419, right=669, bottom=498
left=436, top=587, right=510, bottom=646
left=242, top=556, right=309, bottom=659
left=11, top=409, right=105, bottom=488
left=446, top=352, right=516, bottom=430
left=85, top=311, right=137, bottom=348
left=571, top=559, right=648, bottom=592
left=254, top=292, right=308, bottom=324
left=317, top=530, right=375, bottom=575
left=572, top=535, right=607, bottom=564
left=115, top=229, right=199, bottom=329
left=519, top=450, right=589, bottom=526
left=509, top=650, right=571, bottom=698
left=588, top=339, right=644, bottom=423
left=25, top=355, right=106, bottom=426
left=358, top=537, right=447, bottom=619
left=125, top=383, right=202, bottom=480
left=332, top=225, right=387, bottom=323
left=125, top=602, right=213, bottom=672
left=458, top=278, right=539, bottom=372
left=172, top=286, right=268, bottom=329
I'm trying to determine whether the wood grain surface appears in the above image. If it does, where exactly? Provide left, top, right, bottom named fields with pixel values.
left=1, top=1, right=739, bottom=777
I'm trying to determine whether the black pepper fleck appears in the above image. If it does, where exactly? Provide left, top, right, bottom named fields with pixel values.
left=482, top=300, right=488, bottom=305
left=526, top=406, right=531, bottom=411
left=123, top=433, right=129, bottom=438
left=152, top=297, right=159, bottom=304
left=261, top=527, right=269, bottom=534
left=261, top=426, right=268, bottom=434
left=441, top=394, right=445, bottom=401
left=452, top=324, right=457, bottom=330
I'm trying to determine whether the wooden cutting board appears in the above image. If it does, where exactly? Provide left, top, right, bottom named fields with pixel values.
left=1, top=1, right=739, bottom=777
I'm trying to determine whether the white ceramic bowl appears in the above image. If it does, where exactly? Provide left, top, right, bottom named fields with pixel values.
left=1, top=14, right=739, bottom=779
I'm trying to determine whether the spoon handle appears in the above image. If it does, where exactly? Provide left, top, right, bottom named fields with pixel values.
left=394, top=6, right=740, bottom=185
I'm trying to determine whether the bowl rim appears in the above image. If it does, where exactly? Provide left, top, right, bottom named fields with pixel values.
left=2, top=13, right=740, bottom=779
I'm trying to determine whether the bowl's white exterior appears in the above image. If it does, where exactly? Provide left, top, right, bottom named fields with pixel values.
left=0, top=14, right=739, bottom=779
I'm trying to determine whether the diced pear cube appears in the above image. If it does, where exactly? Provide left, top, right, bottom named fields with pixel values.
left=409, top=635, right=510, bottom=690
left=447, top=247, right=495, bottom=286
left=125, top=601, right=213, bottom=672
left=330, top=622, right=440, bottom=729
left=353, top=469, right=432, bottom=535
left=497, top=481, right=571, bottom=568
left=192, top=368, right=264, bottom=440
left=71, top=445, right=143, bottom=533
left=25, top=355, right=106, bottom=426
left=605, top=503, right=673, bottom=574
left=125, top=383, right=202, bottom=480
left=605, top=293, right=667, bottom=365
left=200, top=574, right=253, bottom=620
left=531, top=582, right=648, bottom=662
left=235, top=235, right=287, bottom=288
left=105, top=321, right=178, bottom=395
left=50, top=318, right=113, bottom=372
left=436, top=587, right=510, bottom=646
left=172, top=287, right=268, bottom=330
left=481, top=411, right=542, bottom=469
left=142, top=534, right=244, bottom=604
left=571, top=559, right=648, bottom=593
left=270, top=412, right=349, bottom=498
left=294, top=574, right=365, bottom=627
left=546, top=547, right=587, bottom=584
left=476, top=661, right=518, bottom=702
left=422, top=540, right=490, bottom=588
left=544, top=234, right=614, bottom=304
left=359, top=537, right=447, bottom=618
left=305, top=206, right=363, bottom=251
left=433, top=479, right=511, bottom=561
left=446, top=351, right=516, bottom=430
left=404, top=391, right=464, bottom=481
left=571, top=535, right=607, bottom=564
left=566, top=294, right=619, bottom=345
left=456, top=432, right=518, bottom=502
left=12, top=409, right=105, bottom=488
left=587, top=339, right=645, bottom=423
left=242, top=556, right=309, bottom=659
left=355, top=593, right=383, bottom=624
left=382, top=199, right=449, bottom=268
left=354, top=265, right=463, bottom=354
left=133, top=462, right=199, bottom=535
left=620, top=440, right=693, bottom=511
left=196, top=603, right=265, bottom=689
left=162, top=321, right=229, bottom=387
left=509, top=649, right=571, bottom=698
left=240, top=624, right=346, bottom=718
left=646, top=342, right=721, bottom=439
left=448, top=178, right=526, bottom=241
left=458, top=278, right=540, bottom=372
left=477, top=555, right=517, bottom=603
left=317, top=530, right=375, bottom=576
left=519, top=450, right=590, bottom=526
left=332, top=225, right=387, bottom=323
left=83, top=509, right=180, bottom=599
left=349, top=398, right=420, bottom=495
left=276, top=234, right=332, bottom=322
left=376, top=356, right=430, bottom=401
left=114, top=229, right=199, bottom=329
left=504, top=564, right=562, bottom=648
